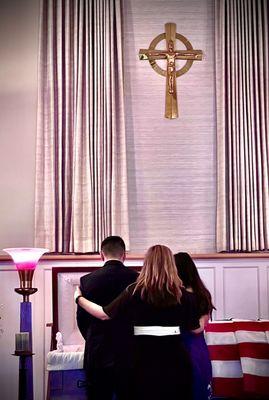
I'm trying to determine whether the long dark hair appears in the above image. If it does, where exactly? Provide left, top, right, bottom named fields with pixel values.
left=174, top=252, right=215, bottom=317
left=134, top=245, right=183, bottom=307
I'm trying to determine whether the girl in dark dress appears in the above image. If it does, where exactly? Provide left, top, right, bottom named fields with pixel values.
left=75, top=245, right=203, bottom=400
left=174, top=252, right=216, bottom=400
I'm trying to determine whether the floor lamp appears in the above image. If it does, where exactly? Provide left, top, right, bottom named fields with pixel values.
left=3, top=248, right=48, bottom=400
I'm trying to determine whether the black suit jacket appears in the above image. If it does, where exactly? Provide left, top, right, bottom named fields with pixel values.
left=77, top=260, right=138, bottom=372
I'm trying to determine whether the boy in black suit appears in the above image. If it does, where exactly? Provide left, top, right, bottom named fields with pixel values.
left=77, top=236, right=138, bottom=400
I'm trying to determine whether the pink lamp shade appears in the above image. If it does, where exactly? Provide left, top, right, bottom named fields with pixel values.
left=3, top=248, right=49, bottom=270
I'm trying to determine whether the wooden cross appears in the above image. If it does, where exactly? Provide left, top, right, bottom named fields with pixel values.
left=139, top=23, right=203, bottom=119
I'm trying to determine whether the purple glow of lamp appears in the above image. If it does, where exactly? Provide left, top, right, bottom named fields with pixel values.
left=3, top=247, right=48, bottom=400
left=3, top=248, right=48, bottom=301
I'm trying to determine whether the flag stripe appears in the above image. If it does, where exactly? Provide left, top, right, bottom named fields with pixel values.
left=212, top=377, right=244, bottom=397
left=211, top=360, right=243, bottom=378
left=235, top=330, right=268, bottom=343
left=241, top=357, right=269, bottom=377
left=238, top=343, right=269, bottom=359
left=205, top=331, right=236, bottom=345
left=243, top=374, right=269, bottom=395
left=208, top=344, right=240, bottom=360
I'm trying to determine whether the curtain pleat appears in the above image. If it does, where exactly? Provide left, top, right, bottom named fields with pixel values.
left=216, top=0, right=269, bottom=251
left=35, top=0, right=129, bottom=252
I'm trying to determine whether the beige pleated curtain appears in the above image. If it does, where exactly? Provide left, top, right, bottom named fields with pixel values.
left=35, top=0, right=129, bottom=252
left=216, top=0, right=269, bottom=251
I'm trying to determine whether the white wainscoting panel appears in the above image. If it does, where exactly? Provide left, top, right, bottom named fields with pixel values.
left=196, top=266, right=216, bottom=317
left=197, top=267, right=216, bottom=301
left=223, top=266, right=259, bottom=319
left=258, top=264, right=269, bottom=318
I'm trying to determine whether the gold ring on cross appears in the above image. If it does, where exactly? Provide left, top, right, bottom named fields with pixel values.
left=148, top=32, right=194, bottom=77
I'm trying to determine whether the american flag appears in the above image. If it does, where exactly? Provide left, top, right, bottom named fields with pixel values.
left=205, top=320, right=269, bottom=398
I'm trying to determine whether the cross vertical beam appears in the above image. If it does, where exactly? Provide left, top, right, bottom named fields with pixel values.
left=165, top=23, right=178, bottom=119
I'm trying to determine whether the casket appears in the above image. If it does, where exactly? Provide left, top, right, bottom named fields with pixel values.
left=47, top=267, right=269, bottom=399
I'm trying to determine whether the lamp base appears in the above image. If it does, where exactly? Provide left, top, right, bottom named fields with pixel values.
left=18, top=302, right=34, bottom=400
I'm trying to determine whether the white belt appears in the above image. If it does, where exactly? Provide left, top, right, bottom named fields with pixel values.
left=134, top=326, right=180, bottom=336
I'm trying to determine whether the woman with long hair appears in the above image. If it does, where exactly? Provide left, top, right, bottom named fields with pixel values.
left=75, top=245, right=203, bottom=400
left=174, top=252, right=215, bottom=400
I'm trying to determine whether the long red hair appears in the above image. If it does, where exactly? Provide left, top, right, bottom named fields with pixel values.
left=134, top=245, right=183, bottom=307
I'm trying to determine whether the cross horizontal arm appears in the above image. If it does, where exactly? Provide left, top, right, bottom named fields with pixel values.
left=139, top=48, right=203, bottom=61
left=174, top=50, right=203, bottom=60
left=139, top=49, right=167, bottom=60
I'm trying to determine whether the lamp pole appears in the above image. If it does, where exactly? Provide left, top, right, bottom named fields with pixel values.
left=3, top=248, right=48, bottom=400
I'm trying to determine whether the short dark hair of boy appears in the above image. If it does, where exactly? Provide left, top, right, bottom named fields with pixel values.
left=101, top=236, right=126, bottom=259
